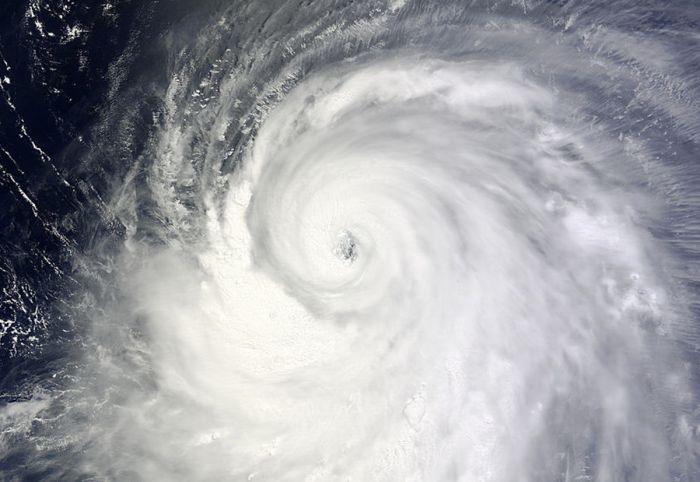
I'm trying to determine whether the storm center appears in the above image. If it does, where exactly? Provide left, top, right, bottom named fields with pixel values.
left=333, top=230, right=359, bottom=264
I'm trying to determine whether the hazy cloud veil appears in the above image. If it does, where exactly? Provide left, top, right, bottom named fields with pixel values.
left=1, top=0, right=699, bottom=481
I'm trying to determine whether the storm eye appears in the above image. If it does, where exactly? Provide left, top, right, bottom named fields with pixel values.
left=334, top=230, right=359, bottom=264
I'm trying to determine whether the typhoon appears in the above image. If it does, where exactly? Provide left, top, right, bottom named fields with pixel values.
left=0, top=0, right=699, bottom=481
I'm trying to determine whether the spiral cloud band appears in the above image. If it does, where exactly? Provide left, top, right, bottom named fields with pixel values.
left=1, top=1, right=699, bottom=481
